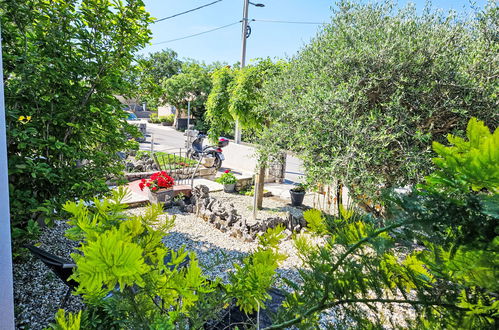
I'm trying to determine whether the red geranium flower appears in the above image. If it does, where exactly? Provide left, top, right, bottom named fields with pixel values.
left=141, top=171, right=175, bottom=192
left=224, top=170, right=230, bottom=173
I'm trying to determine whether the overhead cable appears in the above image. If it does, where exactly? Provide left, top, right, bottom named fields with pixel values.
left=152, top=20, right=241, bottom=45
left=154, top=0, right=223, bottom=23
left=251, top=19, right=324, bottom=25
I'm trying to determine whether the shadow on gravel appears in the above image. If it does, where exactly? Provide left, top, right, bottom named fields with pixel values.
left=161, top=231, right=292, bottom=329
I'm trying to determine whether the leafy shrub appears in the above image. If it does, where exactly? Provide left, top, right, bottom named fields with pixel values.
left=205, top=59, right=286, bottom=141
left=158, top=114, right=175, bottom=124
left=268, top=118, right=498, bottom=328
left=54, top=188, right=285, bottom=328
left=258, top=0, right=498, bottom=202
left=50, top=309, right=82, bottom=330
left=215, top=170, right=237, bottom=185
left=149, top=113, right=160, bottom=123
left=1, top=0, right=152, bottom=247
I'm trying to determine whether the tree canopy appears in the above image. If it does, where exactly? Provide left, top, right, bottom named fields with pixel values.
left=161, top=61, right=212, bottom=125
left=258, top=0, right=498, bottom=200
left=127, top=49, right=182, bottom=111
left=205, top=59, right=286, bottom=141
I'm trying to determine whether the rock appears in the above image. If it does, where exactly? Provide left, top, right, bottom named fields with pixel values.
left=299, top=216, right=307, bottom=228
left=227, top=214, right=240, bottom=226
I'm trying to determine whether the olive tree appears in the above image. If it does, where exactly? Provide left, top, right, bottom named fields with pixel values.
left=258, top=0, right=498, bottom=203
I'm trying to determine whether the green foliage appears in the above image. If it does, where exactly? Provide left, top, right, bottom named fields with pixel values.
left=162, top=61, right=212, bottom=123
left=63, top=188, right=215, bottom=327
left=58, top=188, right=284, bottom=328
left=227, top=225, right=286, bottom=314
left=205, top=59, right=286, bottom=141
left=266, top=118, right=498, bottom=329
left=290, top=183, right=306, bottom=193
left=125, top=49, right=182, bottom=112
left=215, top=170, right=238, bottom=185
left=205, top=66, right=236, bottom=140
left=303, top=209, right=328, bottom=235
left=135, top=150, right=196, bottom=168
left=1, top=0, right=152, bottom=246
left=50, top=309, right=82, bottom=330
left=258, top=0, right=498, bottom=202
left=158, top=114, right=175, bottom=124
left=71, top=223, right=150, bottom=299
left=425, top=117, right=499, bottom=194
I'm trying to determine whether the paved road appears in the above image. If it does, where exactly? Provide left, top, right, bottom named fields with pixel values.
left=140, top=124, right=304, bottom=184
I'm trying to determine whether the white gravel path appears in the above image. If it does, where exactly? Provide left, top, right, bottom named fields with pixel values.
left=126, top=191, right=318, bottom=288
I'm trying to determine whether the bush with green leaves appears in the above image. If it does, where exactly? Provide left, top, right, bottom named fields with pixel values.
left=158, top=114, right=175, bottom=124
left=258, top=0, right=498, bottom=202
left=265, top=118, right=498, bottom=329
left=205, top=59, right=286, bottom=142
left=50, top=188, right=286, bottom=328
left=1, top=0, right=152, bottom=246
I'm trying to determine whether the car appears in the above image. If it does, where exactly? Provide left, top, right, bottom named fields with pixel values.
left=126, top=112, right=147, bottom=142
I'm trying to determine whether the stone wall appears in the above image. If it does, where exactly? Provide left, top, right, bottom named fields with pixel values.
left=186, top=185, right=307, bottom=242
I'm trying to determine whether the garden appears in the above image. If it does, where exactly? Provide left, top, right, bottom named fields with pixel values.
left=3, top=0, right=498, bottom=329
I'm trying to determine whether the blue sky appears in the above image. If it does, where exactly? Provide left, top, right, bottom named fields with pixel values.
left=140, top=0, right=487, bottom=64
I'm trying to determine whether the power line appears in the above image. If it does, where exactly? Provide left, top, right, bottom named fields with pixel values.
left=152, top=21, right=241, bottom=45
left=153, top=0, right=223, bottom=23
left=251, top=19, right=324, bottom=25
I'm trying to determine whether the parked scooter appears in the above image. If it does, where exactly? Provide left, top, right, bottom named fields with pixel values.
left=185, top=129, right=229, bottom=170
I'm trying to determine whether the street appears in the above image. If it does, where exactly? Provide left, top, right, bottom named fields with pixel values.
left=140, top=124, right=304, bottom=183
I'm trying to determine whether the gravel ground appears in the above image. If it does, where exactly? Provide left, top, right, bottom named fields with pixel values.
left=127, top=191, right=319, bottom=288
left=13, top=221, right=84, bottom=330
left=13, top=191, right=413, bottom=329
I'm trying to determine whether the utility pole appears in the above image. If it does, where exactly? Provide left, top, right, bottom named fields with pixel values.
left=236, top=1, right=265, bottom=144
left=0, top=25, right=15, bottom=329
left=235, top=0, right=250, bottom=144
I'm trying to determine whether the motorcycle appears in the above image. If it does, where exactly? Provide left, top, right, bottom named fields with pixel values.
left=185, top=130, right=229, bottom=170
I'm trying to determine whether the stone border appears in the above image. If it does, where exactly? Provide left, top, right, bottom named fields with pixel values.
left=186, top=185, right=307, bottom=242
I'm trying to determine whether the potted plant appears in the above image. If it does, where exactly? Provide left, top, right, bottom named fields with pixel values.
left=139, top=171, right=175, bottom=203
left=290, top=183, right=307, bottom=206
left=216, top=170, right=238, bottom=193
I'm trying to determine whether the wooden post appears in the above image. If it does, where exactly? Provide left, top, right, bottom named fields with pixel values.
left=252, top=162, right=266, bottom=220
left=255, top=165, right=265, bottom=209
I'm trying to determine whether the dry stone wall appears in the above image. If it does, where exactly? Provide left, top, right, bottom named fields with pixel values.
left=186, top=185, right=307, bottom=241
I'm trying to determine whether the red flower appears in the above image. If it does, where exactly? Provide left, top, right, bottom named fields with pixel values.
left=142, top=171, right=175, bottom=192
left=139, top=182, right=145, bottom=190
left=224, top=170, right=230, bottom=173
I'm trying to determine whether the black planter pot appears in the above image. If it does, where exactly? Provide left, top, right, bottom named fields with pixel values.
left=290, top=190, right=305, bottom=206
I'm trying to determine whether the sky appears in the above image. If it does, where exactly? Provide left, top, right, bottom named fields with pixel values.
left=140, top=0, right=488, bottom=64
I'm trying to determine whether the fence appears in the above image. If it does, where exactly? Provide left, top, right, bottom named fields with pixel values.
left=152, top=147, right=204, bottom=189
